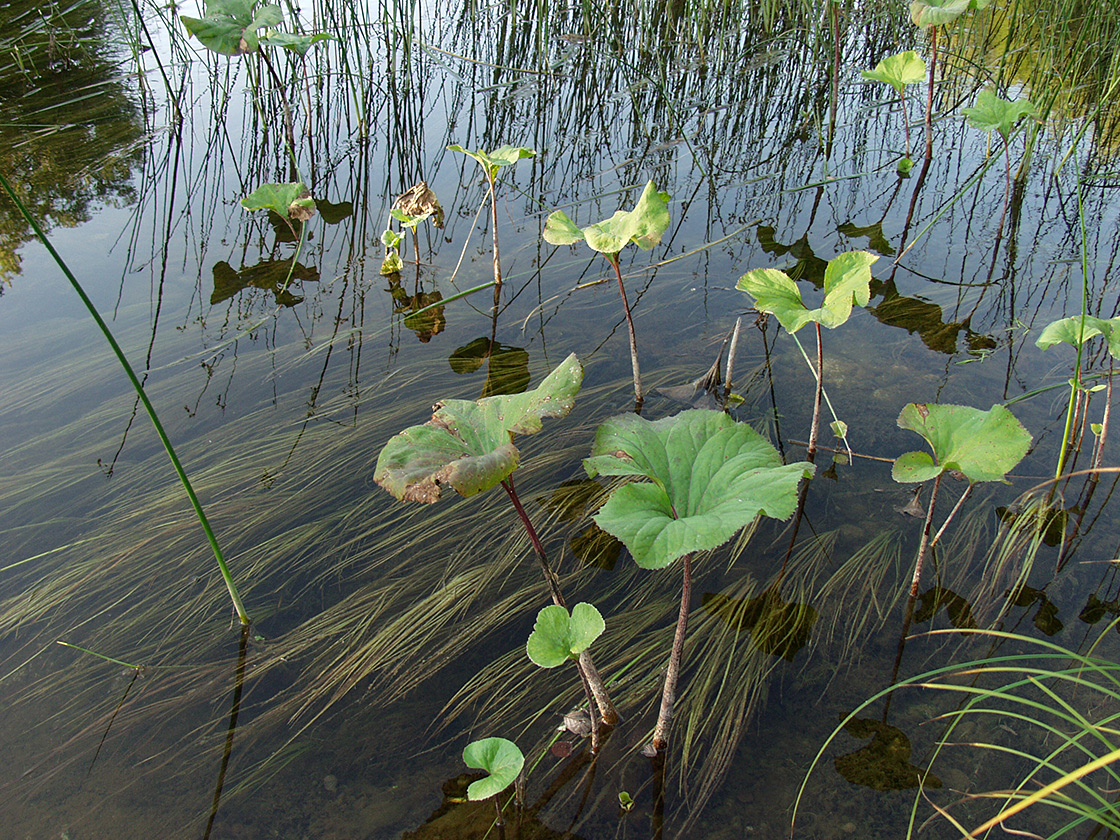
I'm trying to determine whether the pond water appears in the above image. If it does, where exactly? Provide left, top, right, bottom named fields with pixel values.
left=4, top=0, right=1120, bottom=838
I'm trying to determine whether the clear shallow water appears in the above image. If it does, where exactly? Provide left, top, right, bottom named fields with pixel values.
left=3, top=1, right=1120, bottom=838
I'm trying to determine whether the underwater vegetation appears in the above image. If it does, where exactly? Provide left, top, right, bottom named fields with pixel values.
left=3, top=0, right=1120, bottom=838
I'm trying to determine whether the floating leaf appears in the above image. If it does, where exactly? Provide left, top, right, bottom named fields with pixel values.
left=962, top=90, right=1035, bottom=142
left=463, top=738, right=524, bottom=801
left=891, top=403, right=1031, bottom=484
left=910, top=0, right=991, bottom=28
left=861, top=51, right=926, bottom=95
left=737, top=250, right=878, bottom=333
left=526, top=603, right=605, bottom=668
left=835, top=718, right=942, bottom=791
left=180, top=0, right=283, bottom=55
left=544, top=181, right=671, bottom=257
left=375, top=354, right=583, bottom=502
left=448, top=144, right=536, bottom=180
left=584, top=410, right=813, bottom=569
left=241, top=182, right=316, bottom=224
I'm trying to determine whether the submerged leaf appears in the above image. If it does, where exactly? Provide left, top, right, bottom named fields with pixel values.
left=584, top=410, right=813, bottom=569
left=463, top=737, right=524, bottom=801
left=861, top=51, right=926, bottom=94
left=737, top=250, right=877, bottom=333
left=526, top=603, right=605, bottom=668
left=375, top=354, right=583, bottom=502
left=892, top=403, right=1031, bottom=484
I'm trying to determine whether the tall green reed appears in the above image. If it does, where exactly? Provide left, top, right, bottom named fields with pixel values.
left=0, top=170, right=250, bottom=627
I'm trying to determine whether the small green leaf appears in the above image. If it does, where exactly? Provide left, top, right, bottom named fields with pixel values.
left=737, top=250, right=877, bottom=333
left=910, top=0, right=991, bottom=27
left=381, top=228, right=403, bottom=250
left=830, top=420, right=848, bottom=438
left=375, top=354, right=583, bottom=502
left=542, top=181, right=671, bottom=257
left=897, top=156, right=914, bottom=176
left=463, top=738, right=524, bottom=801
left=380, top=250, right=403, bottom=276
left=526, top=603, right=605, bottom=668
left=584, top=410, right=813, bottom=569
left=241, top=182, right=316, bottom=223
left=448, top=144, right=535, bottom=180
left=962, top=90, right=1035, bottom=142
left=861, top=51, right=926, bottom=95
left=259, top=30, right=334, bottom=55
left=892, top=403, right=1031, bottom=484
left=542, top=210, right=585, bottom=246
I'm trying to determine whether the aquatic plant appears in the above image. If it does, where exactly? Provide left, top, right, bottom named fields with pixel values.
left=1036, top=314, right=1120, bottom=482
left=962, top=89, right=1035, bottom=228
left=374, top=353, right=617, bottom=724
left=861, top=50, right=926, bottom=170
left=240, top=181, right=316, bottom=237
left=448, top=145, right=535, bottom=291
left=910, top=0, right=994, bottom=159
left=738, top=250, right=878, bottom=462
left=0, top=171, right=251, bottom=626
left=463, top=736, right=525, bottom=840
left=526, top=602, right=606, bottom=748
left=584, top=409, right=813, bottom=753
left=544, top=180, right=671, bottom=409
left=891, top=402, right=1031, bottom=597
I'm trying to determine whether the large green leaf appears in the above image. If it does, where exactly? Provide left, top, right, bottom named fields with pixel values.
left=241, top=182, right=316, bottom=223
left=447, top=144, right=536, bottom=180
left=861, top=51, right=926, bottom=95
left=891, top=403, right=1031, bottom=484
left=463, top=738, right=525, bottom=801
left=737, top=250, right=878, bottom=333
left=962, top=90, right=1035, bottom=142
left=1037, top=315, right=1120, bottom=358
left=526, top=603, right=605, bottom=668
left=543, top=181, right=671, bottom=257
left=584, top=410, right=813, bottom=569
left=180, top=0, right=283, bottom=55
left=910, top=0, right=991, bottom=27
left=374, top=354, right=583, bottom=502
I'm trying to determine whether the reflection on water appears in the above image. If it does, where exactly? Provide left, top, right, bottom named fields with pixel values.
left=3, top=0, right=1120, bottom=837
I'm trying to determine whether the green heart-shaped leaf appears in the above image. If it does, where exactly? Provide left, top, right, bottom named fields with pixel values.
left=737, top=250, right=878, bottom=333
left=448, top=144, right=536, bottom=180
left=861, top=51, right=926, bottom=94
left=375, top=354, right=583, bottom=502
left=241, top=182, right=316, bottom=223
left=892, top=403, right=1031, bottom=484
left=543, top=181, right=671, bottom=257
left=463, top=737, right=525, bottom=801
left=962, top=90, right=1035, bottom=142
left=526, top=603, right=605, bottom=668
left=584, top=410, right=813, bottom=569
left=1037, top=315, right=1120, bottom=358
left=259, top=30, right=334, bottom=55
left=910, top=0, right=990, bottom=27
left=180, top=0, right=283, bottom=54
